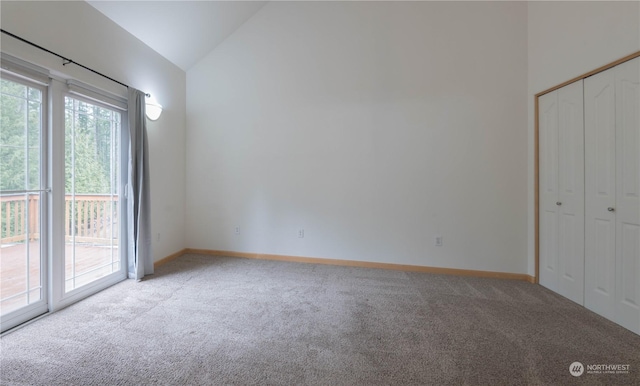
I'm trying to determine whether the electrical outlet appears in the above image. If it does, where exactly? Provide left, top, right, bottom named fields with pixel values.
left=298, top=229, right=305, bottom=238
left=435, top=236, right=443, bottom=247
left=235, top=226, right=240, bottom=235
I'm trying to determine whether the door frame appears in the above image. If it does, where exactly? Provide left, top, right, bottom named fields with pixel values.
left=535, top=50, right=640, bottom=283
left=0, top=72, right=49, bottom=332
left=48, top=79, right=128, bottom=312
left=1, top=54, right=129, bottom=333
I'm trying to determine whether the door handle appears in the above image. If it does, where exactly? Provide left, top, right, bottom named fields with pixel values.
left=556, top=202, right=562, bottom=206
left=607, top=207, right=615, bottom=212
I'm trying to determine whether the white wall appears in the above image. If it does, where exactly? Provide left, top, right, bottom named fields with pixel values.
left=1, top=1, right=187, bottom=262
left=187, top=1, right=529, bottom=274
left=527, top=1, right=640, bottom=275
left=3, top=1, right=634, bottom=277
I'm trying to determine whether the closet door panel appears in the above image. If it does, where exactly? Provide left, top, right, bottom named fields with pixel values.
left=557, top=81, right=585, bottom=304
left=539, top=91, right=559, bottom=291
left=585, top=69, right=616, bottom=320
left=541, top=210, right=559, bottom=288
left=615, top=57, right=640, bottom=334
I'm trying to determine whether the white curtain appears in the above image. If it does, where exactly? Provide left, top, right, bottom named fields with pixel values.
left=127, top=88, right=153, bottom=280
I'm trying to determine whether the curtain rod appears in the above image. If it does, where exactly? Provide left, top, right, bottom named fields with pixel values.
left=1, top=29, right=150, bottom=97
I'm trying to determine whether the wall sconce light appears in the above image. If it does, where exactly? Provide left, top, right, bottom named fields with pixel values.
left=145, top=94, right=163, bottom=121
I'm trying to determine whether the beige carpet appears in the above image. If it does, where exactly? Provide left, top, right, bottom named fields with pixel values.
left=1, top=254, right=639, bottom=385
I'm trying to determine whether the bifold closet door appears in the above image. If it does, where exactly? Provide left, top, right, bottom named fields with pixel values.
left=539, top=90, right=560, bottom=292
left=539, top=80, right=585, bottom=304
left=585, top=57, right=640, bottom=334
left=585, top=68, right=616, bottom=320
left=614, top=57, right=640, bottom=334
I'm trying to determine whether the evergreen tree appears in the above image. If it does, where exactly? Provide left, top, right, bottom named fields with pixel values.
left=1, top=78, right=120, bottom=239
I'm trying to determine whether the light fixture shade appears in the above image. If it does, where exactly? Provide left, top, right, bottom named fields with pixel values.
left=145, top=101, right=163, bottom=121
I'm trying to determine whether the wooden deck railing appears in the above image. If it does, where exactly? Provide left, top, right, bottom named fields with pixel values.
left=1, top=194, right=118, bottom=245
left=1, top=194, right=40, bottom=243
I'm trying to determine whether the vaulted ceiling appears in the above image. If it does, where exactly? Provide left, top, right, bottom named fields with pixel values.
left=88, top=1, right=267, bottom=71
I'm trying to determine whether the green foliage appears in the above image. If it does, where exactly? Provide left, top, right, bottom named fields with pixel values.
left=1, top=79, right=40, bottom=191
left=65, top=97, right=120, bottom=194
left=1, top=78, right=121, bottom=239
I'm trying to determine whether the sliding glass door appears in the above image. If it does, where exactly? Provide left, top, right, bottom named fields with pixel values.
left=0, top=75, right=48, bottom=330
left=64, top=96, right=123, bottom=293
left=1, top=62, right=127, bottom=332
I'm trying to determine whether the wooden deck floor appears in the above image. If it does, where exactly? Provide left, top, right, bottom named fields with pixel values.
left=0, top=242, right=119, bottom=315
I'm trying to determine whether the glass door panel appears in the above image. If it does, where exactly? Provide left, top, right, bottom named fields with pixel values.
left=0, top=77, right=45, bottom=320
left=64, top=97, right=121, bottom=292
left=0, top=194, right=42, bottom=314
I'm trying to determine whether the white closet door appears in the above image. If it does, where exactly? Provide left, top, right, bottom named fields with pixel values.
left=615, top=57, right=640, bottom=334
left=557, top=81, right=585, bottom=305
left=539, top=82, right=584, bottom=303
left=539, top=91, right=559, bottom=292
left=585, top=68, right=617, bottom=320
